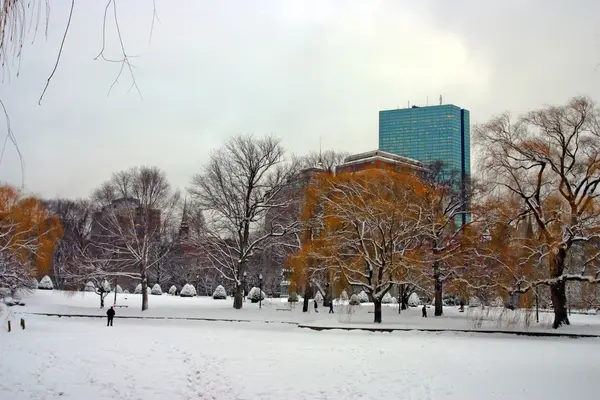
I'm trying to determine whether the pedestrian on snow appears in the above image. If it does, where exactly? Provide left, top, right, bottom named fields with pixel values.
left=329, top=301, right=334, bottom=314
left=314, top=299, right=319, bottom=313
left=422, top=305, right=427, bottom=318
left=459, top=300, right=465, bottom=312
left=107, top=306, right=115, bottom=326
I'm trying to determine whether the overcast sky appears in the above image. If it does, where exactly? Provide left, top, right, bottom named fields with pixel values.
left=1, top=0, right=599, bottom=199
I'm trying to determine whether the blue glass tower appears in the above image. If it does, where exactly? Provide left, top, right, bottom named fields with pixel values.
left=379, top=104, right=470, bottom=183
left=379, top=104, right=471, bottom=225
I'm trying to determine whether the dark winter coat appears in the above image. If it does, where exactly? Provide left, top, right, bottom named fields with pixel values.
left=107, top=308, right=115, bottom=318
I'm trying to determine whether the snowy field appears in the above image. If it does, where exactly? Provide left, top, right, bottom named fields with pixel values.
left=2, top=291, right=600, bottom=399
left=1, top=314, right=600, bottom=399
left=9, top=290, right=600, bottom=335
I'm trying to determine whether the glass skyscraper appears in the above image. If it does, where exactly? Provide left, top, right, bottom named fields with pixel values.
left=378, top=104, right=470, bottom=183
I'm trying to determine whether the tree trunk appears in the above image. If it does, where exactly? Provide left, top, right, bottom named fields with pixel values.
left=550, top=280, right=569, bottom=328
left=373, top=299, right=382, bottom=323
left=233, top=283, right=244, bottom=309
left=550, top=248, right=570, bottom=329
left=303, top=283, right=312, bottom=313
left=434, top=263, right=443, bottom=316
left=141, top=270, right=148, bottom=311
left=100, top=293, right=104, bottom=309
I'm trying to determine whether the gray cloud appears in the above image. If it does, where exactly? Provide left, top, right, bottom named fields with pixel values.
left=1, top=0, right=599, bottom=199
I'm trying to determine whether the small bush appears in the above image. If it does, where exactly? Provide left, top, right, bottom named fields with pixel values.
left=38, top=276, right=54, bottom=290
left=151, top=284, right=163, bottom=295
left=349, top=294, right=360, bottom=305
left=84, top=282, right=96, bottom=292
left=357, top=291, right=369, bottom=303
left=212, top=285, right=227, bottom=299
left=116, top=285, right=123, bottom=293
left=134, top=284, right=143, bottom=294
left=340, top=291, right=349, bottom=301
left=408, top=292, right=420, bottom=307
left=382, top=292, right=394, bottom=304
left=168, top=285, right=177, bottom=295
left=314, top=292, right=324, bottom=303
left=247, top=287, right=265, bottom=302
left=180, top=284, right=197, bottom=297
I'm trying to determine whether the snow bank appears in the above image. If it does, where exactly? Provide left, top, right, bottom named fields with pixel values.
left=151, top=284, right=163, bottom=296
left=180, top=284, right=196, bottom=297
left=38, top=276, right=54, bottom=290
left=212, top=285, right=227, bottom=299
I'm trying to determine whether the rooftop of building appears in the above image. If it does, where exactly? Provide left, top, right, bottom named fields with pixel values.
left=379, top=103, right=468, bottom=113
left=338, top=149, right=428, bottom=172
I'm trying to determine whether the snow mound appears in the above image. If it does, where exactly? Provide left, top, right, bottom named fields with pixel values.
left=340, top=290, right=349, bottom=301
left=212, top=285, right=227, bottom=299
left=381, top=292, right=394, bottom=304
left=247, top=287, right=265, bottom=302
left=151, top=284, right=162, bottom=296
left=349, top=294, right=360, bottom=305
left=357, top=291, right=369, bottom=303
left=168, top=285, right=177, bottom=295
left=180, top=284, right=196, bottom=297
left=84, top=282, right=96, bottom=292
left=38, top=276, right=54, bottom=290
left=2, top=296, right=17, bottom=306
left=287, top=292, right=298, bottom=302
left=314, top=292, right=323, bottom=303
left=408, top=292, right=420, bottom=307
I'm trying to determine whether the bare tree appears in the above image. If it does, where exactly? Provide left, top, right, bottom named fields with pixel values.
left=295, top=150, right=350, bottom=172
left=89, top=166, right=180, bottom=311
left=189, top=135, right=299, bottom=309
left=475, top=96, right=600, bottom=328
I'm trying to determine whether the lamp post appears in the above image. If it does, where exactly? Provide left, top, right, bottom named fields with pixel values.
left=243, top=271, right=247, bottom=302
left=259, top=273, right=263, bottom=309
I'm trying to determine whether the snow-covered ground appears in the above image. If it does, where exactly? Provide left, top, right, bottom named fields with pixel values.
left=10, top=290, right=600, bottom=335
left=1, top=314, right=599, bottom=399
left=2, top=290, right=600, bottom=399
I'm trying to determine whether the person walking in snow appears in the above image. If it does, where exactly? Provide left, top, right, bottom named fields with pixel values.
left=422, top=305, right=427, bottom=318
left=106, top=306, right=115, bottom=326
left=314, top=299, right=319, bottom=313
left=329, top=301, right=334, bottom=314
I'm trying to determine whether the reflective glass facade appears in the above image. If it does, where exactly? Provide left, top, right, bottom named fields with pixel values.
left=378, top=104, right=470, bottom=182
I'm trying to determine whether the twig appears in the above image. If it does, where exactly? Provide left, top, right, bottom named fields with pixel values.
left=38, top=0, right=74, bottom=106
left=149, top=0, right=161, bottom=44
left=0, top=99, right=25, bottom=188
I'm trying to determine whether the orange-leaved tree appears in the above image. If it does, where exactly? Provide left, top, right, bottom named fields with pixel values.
left=301, top=168, right=427, bottom=323
left=0, top=185, right=62, bottom=293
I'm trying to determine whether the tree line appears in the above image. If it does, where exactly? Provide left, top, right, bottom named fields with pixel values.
left=1, top=96, right=599, bottom=329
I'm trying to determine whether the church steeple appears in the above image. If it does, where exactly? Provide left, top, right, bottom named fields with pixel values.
left=179, top=198, right=190, bottom=239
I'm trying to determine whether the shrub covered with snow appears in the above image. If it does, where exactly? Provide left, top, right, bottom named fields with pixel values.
left=349, top=294, right=360, bottom=305
left=151, top=284, right=163, bottom=295
left=381, top=292, right=394, bottom=304
left=168, top=285, right=177, bottom=295
left=314, top=292, right=323, bottom=303
left=30, top=278, right=39, bottom=289
left=357, top=291, right=369, bottom=303
left=340, top=291, right=349, bottom=301
left=491, top=296, right=504, bottom=308
left=123, top=289, right=130, bottom=294
left=247, top=287, right=265, bottom=302
left=469, top=297, right=482, bottom=307
left=101, top=280, right=112, bottom=292
left=115, top=285, right=123, bottom=293
left=134, top=284, right=143, bottom=294
left=38, top=275, right=54, bottom=290
left=287, top=292, right=298, bottom=302
left=391, top=296, right=398, bottom=304
left=408, top=292, right=420, bottom=307
left=180, top=284, right=197, bottom=297
left=212, top=285, right=227, bottom=299
left=84, top=282, right=96, bottom=292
